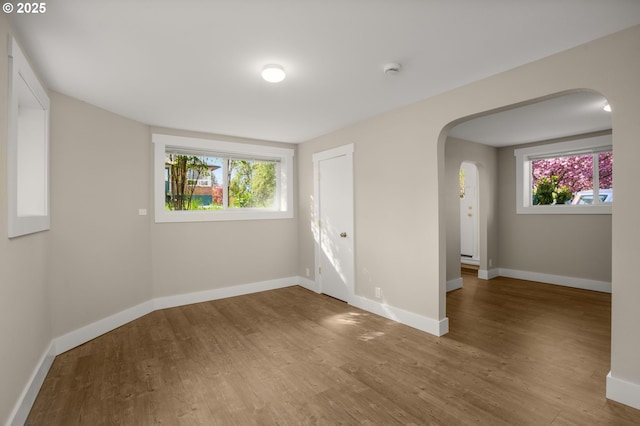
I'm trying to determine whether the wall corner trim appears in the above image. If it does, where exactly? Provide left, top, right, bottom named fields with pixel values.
left=607, top=371, right=640, bottom=410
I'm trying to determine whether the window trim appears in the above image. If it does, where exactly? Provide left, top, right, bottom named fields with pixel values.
left=514, top=134, right=612, bottom=215
left=7, top=36, right=51, bottom=238
left=152, top=134, right=294, bottom=222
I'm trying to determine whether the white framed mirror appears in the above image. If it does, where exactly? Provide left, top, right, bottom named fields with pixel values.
left=7, top=36, right=50, bottom=238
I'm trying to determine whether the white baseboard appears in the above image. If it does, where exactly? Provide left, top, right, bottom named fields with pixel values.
left=10, top=276, right=449, bottom=425
left=299, top=278, right=449, bottom=336
left=8, top=342, right=55, bottom=426
left=446, top=277, right=463, bottom=292
left=55, top=300, right=155, bottom=355
left=607, top=371, right=640, bottom=410
left=294, top=276, right=319, bottom=293
left=350, top=294, right=448, bottom=336
left=498, top=268, right=611, bottom=293
left=9, top=273, right=628, bottom=426
left=9, top=276, right=301, bottom=426
left=153, top=276, right=298, bottom=310
left=478, top=268, right=499, bottom=280
left=475, top=267, right=610, bottom=292
left=56, top=277, right=299, bottom=354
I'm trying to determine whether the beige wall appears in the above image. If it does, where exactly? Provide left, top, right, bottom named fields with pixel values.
left=298, top=112, right=442, bottom=317
left=47, top=103, right=300, bottom=336
left=148, top=127, right=299, bottom=298
left=0, top=15, right=52, bottom=425
left=151, top=218, right=298, bottom=296
left=298, top=25, right=640, bottom=389
left=444, top=133, right=612, bottom=285
left=497, top=139, right=612, bottom=282
left=444, top=137, right=498, bottom=282
left=48, top=92, right=153, bottom=337
left=151, top=218, right=298, bottom=294
left=1, top=29, right=299, bottom=421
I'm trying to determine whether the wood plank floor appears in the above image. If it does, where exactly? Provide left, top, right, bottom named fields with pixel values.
left=27, top=276, right=640, bottom=425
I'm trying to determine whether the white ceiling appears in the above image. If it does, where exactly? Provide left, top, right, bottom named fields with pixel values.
left=10, top=1, right=640, bottom=143
left=448, top=91, right=612, bottom=147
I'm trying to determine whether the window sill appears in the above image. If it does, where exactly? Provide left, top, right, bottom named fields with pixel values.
left=155, top=209, right=294, bottom=223
left=517, top=204, right=612, bottom=215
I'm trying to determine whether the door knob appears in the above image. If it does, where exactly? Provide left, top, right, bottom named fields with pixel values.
left=467, top=213, right=472, bottom=217
left=340, top=232, right=347, bottom=238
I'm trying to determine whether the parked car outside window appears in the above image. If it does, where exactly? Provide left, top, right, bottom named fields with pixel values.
left=571, top=189, right=613, bottom=205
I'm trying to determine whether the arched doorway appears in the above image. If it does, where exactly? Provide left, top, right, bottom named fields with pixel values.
left=442, top=90, right=613, bottom=327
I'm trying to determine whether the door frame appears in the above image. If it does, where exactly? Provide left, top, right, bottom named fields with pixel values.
left=460, top=161, right=479, bottom=264
left=312, top=144, right=355, bottom=303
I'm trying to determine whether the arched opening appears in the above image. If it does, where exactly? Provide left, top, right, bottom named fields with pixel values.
left=444, top=159, right=483, bottom=293
left=438, top=88, right=616, bottom=410
left=442, top=90, right=612, bottom=306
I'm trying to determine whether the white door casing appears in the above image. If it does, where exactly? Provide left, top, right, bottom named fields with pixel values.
left=313, top=144, right=354, bottom=302
left=460, top=162, right=479, bottom=261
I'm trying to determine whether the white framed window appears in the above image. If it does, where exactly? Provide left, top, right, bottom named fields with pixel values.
left=152, top=134, right=294, bottom=222
left=7, top=36, right=51, bottom=238
left=514, top=134, right=612, bottom=215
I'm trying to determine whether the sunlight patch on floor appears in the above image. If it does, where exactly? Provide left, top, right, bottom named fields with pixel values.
left=358, top=331, right=385, bottom=342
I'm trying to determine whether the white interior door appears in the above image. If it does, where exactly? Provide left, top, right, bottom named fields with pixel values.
left=313, top=145, right=354, bottom=302
left=460, top=162, right=479, bottom=260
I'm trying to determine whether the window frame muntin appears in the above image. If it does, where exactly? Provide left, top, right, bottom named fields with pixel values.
left=152, top=134, right=294, bottom=222
left=514, top=134, right=612, bottom=215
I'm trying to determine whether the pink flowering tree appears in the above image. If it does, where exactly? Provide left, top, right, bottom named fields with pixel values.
left=531, top=152, right=613, bottom=204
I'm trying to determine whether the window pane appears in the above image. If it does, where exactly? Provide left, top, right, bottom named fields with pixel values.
left=599, top=152, right=613, bottom=190
left=165, top=154, right=221, bottom=210
left=531, top=154, right=593, bottom=205
left=598, top=151, right=613, bottom=203
left=154, top=134, right=293, bottom=222
left=228, top=159, right=276, bottom=209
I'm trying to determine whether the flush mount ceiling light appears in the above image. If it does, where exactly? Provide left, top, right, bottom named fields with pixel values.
left=261, top=64, right=286, bottom=83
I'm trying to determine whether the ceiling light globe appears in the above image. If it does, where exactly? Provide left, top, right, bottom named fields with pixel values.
left=262, top=64, right=286, bottom=83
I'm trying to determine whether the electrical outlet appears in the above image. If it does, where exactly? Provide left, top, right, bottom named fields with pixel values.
left=305, top=268, right=310, bottom=277
left=489, top=258, right=493, bottom=267
left=375, top=287, right=381, bottom=298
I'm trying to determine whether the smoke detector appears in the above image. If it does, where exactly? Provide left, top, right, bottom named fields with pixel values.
left=384, top=62, right=401, bottom=75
